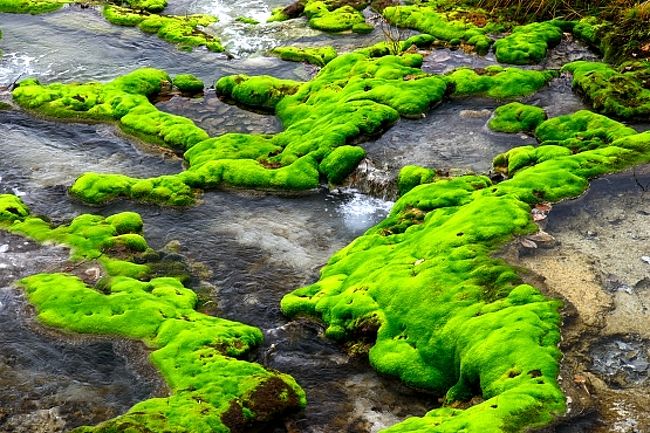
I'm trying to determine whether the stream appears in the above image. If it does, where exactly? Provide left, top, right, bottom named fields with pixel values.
left=1, top=2, right=649, bottom=433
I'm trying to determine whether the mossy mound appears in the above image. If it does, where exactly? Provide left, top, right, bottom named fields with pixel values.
left=14, top=53, right=447, bottom=205
left=270, top=0, right=372, bottom=33
left=0, top=195, right=306, bottom=432
left=562, top=60, right=650, bottom=119
left=103, top=5, right=223, bottom=52
left=122, top=0, right=167, bottom=14
left=281, top=109, right=650, bottom=433
left=493, top=21, right=564, bottom=64
left=446, top=65, right=557, bottom=99
left=382, top=5, right=496, bottom=55
left=488, top=102, right=547, bottom=133
left=397, top=164, right=436, bottom=195
left=271, top=45, right=338, bottom=67
left=172, top=73, right=204, bottom=95
left=0, top=0, right=67, bottom=14
left=235, top=16, right=259, bottom=25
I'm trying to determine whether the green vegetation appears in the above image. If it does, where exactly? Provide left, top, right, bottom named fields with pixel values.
left=397, top=165, right=437, bottom=195
left=173, top=73, right=205, bottom=95
left=103, top=5, right=223, bottom=52
left=0, top=0, right=67, bottom=14
left=15, top=53, right=454, bottom=205
left=235, top=16, right=259, bottom=25
left=269, top=0, right=373, bottom=33
left=0, top=195, right=306, bottom=432
left=123, top=0, right=167, bottom=13
left=493, top=21, right=564, bottom=64
left=562, top=60, right=650, bottom=119
left=271, top=45, right=338, bottom=67
left=447, top=66, right=557, bottom=99
left=488, top=102, right=547, bottom=133
left=382, top=4, right=497, bottom=55
left=282, top=109, right=650, bottom=433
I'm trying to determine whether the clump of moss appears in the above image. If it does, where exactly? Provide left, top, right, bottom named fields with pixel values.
left=103, top=5, right=223, bottom=52
left=172, top=73, right=204, bottom=95
left=14, top=53, right=448, bottom=205
left=13, top=68, right=209, bottom=154
left=0, top=0, right=67, bottom=14
left=0, top=195, right=306, bottom=432
left=269, top=0, right=372, bottom=33
left=382, top=4, right=497, bottom=55
left=562, top=60, right=650, bottom=119
left=122, top=0, right=167, bottom=13
left=282, top=108, right=650, bottom=433
left=488, top=102, right=547, bottom=133
left=446, top=65, right=557, bottom=99
left=397, top=164, right=437, bottom=195
left=271, top=45, right=338, bottom=67
left=493, top=21, right=564, bottom=64
left=236, top=16, right=259, bottom=25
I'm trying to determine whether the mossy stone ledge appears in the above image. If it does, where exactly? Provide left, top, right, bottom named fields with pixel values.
left=282, top=109, right=650, bottom=433
left=562, top=60, right=650, bottom=120
left=493, top=21, right=565, bottom=65
left=0, top=195, right=306, bottom=432
left=269, top=0, right=373, bottom=34
left=0, top=0, right=68, bottom=14
left=488, top=102, right=547, bottom=133
left=271, top=45, right=338, bottom=67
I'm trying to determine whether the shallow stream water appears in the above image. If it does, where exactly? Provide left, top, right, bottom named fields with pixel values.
left=1, top=3, right=650, bottom=433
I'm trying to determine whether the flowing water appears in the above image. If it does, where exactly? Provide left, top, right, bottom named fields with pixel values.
left=1, top=3, right=650, bottom=432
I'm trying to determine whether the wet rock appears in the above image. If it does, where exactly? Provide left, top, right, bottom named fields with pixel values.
left=590, top=337, right=650, bottom=387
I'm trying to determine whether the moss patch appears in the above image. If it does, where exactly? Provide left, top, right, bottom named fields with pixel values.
left=270, top=0, right=372, bottom=33
left=493, top=21, right=564, bottom=64
left=0, top=195, right=306, bottom=432
left=382, top=4, right=497, bottom=55
left=172, top=73, right=204, bottom=95
left=103, top=5, right=223, bottom=52
left=0, top=0, right=67, bottom=14
left=447, top=65, right=557, bottom=99
left=562, top=60, right=650, bottom=119
left=271, top=45, right=338, bottom=67
left=282, top=109, right=650, bottom=432
left=488, top=102, right=547, bottom=133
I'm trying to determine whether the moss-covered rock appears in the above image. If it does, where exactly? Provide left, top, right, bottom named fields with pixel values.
left=235, top=16, right=259, bottom=25
left=0, top=196, right=306, bottom=432
left=447, top=65, right=557, bottom=99
left=282, top=109, right=650, bottom=433
left=269, top=0, right=371, bottom=33
left=0, top=0, right=67, bottom=14
left=562, top=60, right=650, bottom=119
left=16, top=53, right=449, bottom=205
left=488, top=102, right=547, bottom=133
left=172, top=73, right=204, bottom=95
left=493, top=21, right=564, bottom=64
left=382, top=5, right=496, bottom=55
left=271, top=45, right=338, bottom=67
left=397, top=164, right=437, bottom=195
left=103, top=6, right=223, bottom=52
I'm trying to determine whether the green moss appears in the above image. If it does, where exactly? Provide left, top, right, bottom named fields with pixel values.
left=216, top=74, right=302, bottom=112
left=0, top=0, right=67, bottom=14
left=13, top=53, right=448, bottom=205
left=383, top=5, right=494, bottom=55
left=235, top=16, right=259, bottom=25
left=1, top=196, right=306, bottom=432
left=303, top=0, right=370, bottom=33
left=268, top=6, right=289, bottom=22
left=488, top=102, right=547, bottom=133
left=447, top=65, right=557, bottom=99
left=319, top=145, right=366, bottom=184
left=494, top=21, right=563, bottom=64
left=124, top=0, right=167, bottom=13
left=271, top=45, right=338, bottom=67
left=172, top=74, right=204, bottom=95
left=562, top=60, right=650, bottom=119
left=282, top=108, right=650, bottom=433
left=397, top=165, right=437, bottom=195
left=103, top=6, right=223, bottom=52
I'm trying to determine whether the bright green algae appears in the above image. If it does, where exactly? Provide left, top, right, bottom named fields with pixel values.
left=382, top=4, right=495, bottom=54
left=562, top=60, right=650, bottom=119
left=12, top=53, right=558, bottom=206
left=269, top=0, right=373, bottom=34
left=281, top=109, right=650, bottom=432
left=0, top=195, right=306, bottom=432
left=446, top=65, right=557, bottom=99
left=0, top=0, right=67, bottom=14
left=271, top=45, right=338, bottom=67
left=173, top=73, right=205, bottom=95
left=493, top=21, right=564, bottom=64
left=488, top=102, right=547, bottom=133
left=103, top=5, right=223, bottom=52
